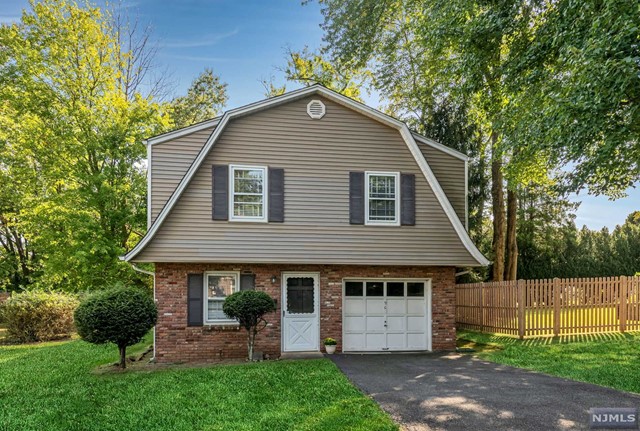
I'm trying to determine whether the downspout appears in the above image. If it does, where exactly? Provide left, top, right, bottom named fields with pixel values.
left=130, top=263, right=157, bottom=362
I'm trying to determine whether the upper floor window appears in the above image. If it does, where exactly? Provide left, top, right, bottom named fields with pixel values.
left=229, top=165, right=267, bottom=222
left=365, top=172, right=400, bottom=225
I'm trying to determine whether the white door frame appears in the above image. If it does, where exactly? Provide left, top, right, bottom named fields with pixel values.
left=341, top=278, right=432, bottom=352
left=281, top=272, right=320, bottom=352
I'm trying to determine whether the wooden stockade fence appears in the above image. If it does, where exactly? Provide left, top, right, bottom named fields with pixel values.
left=456, top=276, right=640, bottom=338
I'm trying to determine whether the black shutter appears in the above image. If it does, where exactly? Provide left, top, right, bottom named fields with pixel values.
left=349, top=172, right=365, bottom=224
left=401, top=173, right=416, bottom=226
left=187, top=274, right=204, bottom=327
left=212, top=165, right=228, bottom=220
left=240, top=274, right=256, bottom=291
left=268, top=168, right=284, bottom=223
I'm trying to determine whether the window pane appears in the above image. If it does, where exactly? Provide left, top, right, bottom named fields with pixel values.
left=207, top=299, right=227, bottom=320
left=387, top=282, right=404, bottom=296
left=234, top=169, right=263, bottom=193
left=287, top=277, right=314, bottom=313
left=366, top=282, right=384, bottom=296
left=233, top=203, right=263, bottom=217
left=369, top=175, right=396, bottom=198
left=207, top=275, right=236, bottom=299
left=407, top=282, right=425, bottom=297
left=234, top=195, right=263, bottom=204
left=369, top=199, right=396, bottom=221
left=345, top=281, right=363, bottom=296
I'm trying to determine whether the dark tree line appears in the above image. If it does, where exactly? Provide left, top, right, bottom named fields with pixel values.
left=517, top=203, right=640, bottom=280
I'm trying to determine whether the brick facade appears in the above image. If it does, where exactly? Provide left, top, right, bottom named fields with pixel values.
left=154, top=263, right=456, bottom=363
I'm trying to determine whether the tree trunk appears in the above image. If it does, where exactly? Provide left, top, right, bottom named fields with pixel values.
left=247, top=329, right=254, bottom=361
left=491, top=135, right=506, bottom=281
left=119, top=345, right=127, bottom=369
left=505, top=187, right=518, bottom=280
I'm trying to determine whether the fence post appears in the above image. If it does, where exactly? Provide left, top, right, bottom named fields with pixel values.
left=480, top=283, right=485, bottom=333
left=553, top=278, right=560, bottom=337
left=517, top=279, right=525, bottom=339
left=620, top=276, right=627, bottom=333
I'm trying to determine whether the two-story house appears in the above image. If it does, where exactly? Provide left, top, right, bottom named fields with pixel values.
left=123, top=85, right=489, bottom=363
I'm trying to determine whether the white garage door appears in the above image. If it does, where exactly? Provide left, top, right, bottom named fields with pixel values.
left=343, top=279, right=431, bottom=352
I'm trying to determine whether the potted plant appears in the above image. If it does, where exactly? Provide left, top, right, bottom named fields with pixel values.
left=323, top=337, right=337, bottom=354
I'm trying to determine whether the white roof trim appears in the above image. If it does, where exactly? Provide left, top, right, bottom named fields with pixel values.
left=146, top=117, right=221, bottom=146
left=412, top=133, right=469, bottom=161
left=123, top=85, right=489, bottom=266
left=147, top=143, right=152, bottom=228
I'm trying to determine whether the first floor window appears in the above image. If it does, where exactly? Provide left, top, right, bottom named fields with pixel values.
left=366, top=172, right=400, bottom=225
left=230, top=165, right=267, bottom=221
left=205, top=272, right=239, bottom=322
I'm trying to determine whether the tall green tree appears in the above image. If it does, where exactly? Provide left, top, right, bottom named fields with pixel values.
left=0, top=0, right=168, bottom=291
left=516, top=181, right=579, bottom=279
left=170, top=68, right=228, bottom=128
left=502, top=0, right=639, bottom=197
left=265, top=47, right=367, bottom=100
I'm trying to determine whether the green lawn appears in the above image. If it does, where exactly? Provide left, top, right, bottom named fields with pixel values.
left=0, top=335, right=396, bottom=431
left=458, top=329, right=640, bottom=393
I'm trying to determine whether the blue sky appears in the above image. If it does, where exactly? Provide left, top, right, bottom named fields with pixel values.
left=1, top=0, right=637, bottom=229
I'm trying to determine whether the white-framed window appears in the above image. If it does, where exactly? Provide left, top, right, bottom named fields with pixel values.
left=365, top=171, right=400, bottom=226
left=229, top=165, right=268, bottom=222
left=204, top=271, right=240, bottom=324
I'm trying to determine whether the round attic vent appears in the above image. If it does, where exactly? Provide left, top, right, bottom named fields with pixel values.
left=307, top=100, right=326, bottom=119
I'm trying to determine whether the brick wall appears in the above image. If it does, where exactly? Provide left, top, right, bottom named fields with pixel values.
left=154, top=263, right=456, bottom=363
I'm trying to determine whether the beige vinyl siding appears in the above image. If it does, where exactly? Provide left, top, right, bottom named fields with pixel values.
left=417, top=144, right=466, bottom=226
left=137, top=96, right=478, bottom=265
left=150, top=127, right=215, bottom=223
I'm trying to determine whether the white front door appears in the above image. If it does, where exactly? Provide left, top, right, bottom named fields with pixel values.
left=282, top=272, right=320, bottom=352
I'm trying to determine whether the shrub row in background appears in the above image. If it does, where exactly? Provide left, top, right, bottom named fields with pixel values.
left=0, top=291, right=79, bottom=342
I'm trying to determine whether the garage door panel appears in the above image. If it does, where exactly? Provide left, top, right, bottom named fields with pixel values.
left=387, top=299, right=406, bottom=314
left=407, top=316, right=426, bottom=331
left=344, top=298, right=365, bottom=315
left=366, top=333, right=385, bottom=350
left=387, top=333, right=406, bottom=350
left=407, top=299, right=426, bottom=315
left=344, top=333, right=365, bottom=350
left=407, top=333, right=427, bottom=349
left=366, top=299, right=385, bottom=314
left=366, top=316, right=385, bottom=331
left=387, top=316, right=405, bottom=331
left=344, top=316, right=365, bottom=332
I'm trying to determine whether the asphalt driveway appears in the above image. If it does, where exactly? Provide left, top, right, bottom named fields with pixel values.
left=331, top=353, right=640, bottom=431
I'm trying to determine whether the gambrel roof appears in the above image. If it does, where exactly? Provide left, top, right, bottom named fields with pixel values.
left=123, top=84, right=489, bottom=266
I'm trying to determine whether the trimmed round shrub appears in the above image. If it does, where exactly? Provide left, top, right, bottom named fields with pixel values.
left=1, top=291, right=79, bottom=343
left=74, top=287, right=157, bottom=368
left=223, top=290, right=277, bottom=360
